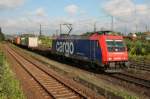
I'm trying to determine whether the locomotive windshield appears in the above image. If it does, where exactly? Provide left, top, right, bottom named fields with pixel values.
left=106, top=40, right=126, bottom=52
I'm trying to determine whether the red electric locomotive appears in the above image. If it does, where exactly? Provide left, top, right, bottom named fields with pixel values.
left=52, top=31, right=129, bottom=72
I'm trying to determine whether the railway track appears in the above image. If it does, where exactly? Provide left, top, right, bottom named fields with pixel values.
left=6, top=45, right=102, bottom=99
left=129, top=60, right=150, bottom=72
left=109, top=73, right=150, bottom=89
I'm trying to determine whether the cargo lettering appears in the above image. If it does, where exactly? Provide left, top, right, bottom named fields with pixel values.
left=56, top=41, right=74, bottom=55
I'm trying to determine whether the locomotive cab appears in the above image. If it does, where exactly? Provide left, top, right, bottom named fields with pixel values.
left=105, top=36, right=128, bottom=68
left=90, top=32, right=129, bottom=72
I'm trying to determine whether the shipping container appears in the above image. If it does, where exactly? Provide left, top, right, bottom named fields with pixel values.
left=28, top=37, right=38, bottom=47
left=20, top=37, right=27, bottom=46
left=15, top=37, right=21, bottom=45
left=20, top=37, right=38, bottom=47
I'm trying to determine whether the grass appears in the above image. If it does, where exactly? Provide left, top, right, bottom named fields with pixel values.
left=0, top=44, right=25, bottom=99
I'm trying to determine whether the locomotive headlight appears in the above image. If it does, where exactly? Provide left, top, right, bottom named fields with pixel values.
left=109, top=58, right=112, bottom=60
left=115, top=48, right=118, bottom=52
left=123, top=57, right=126, bottom=60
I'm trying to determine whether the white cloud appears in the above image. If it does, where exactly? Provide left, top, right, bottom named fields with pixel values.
left=103, top=0, right=150, bottom=33
left=0, top=0, right=25, bottom=10
left=104, top=0, right=134, bottom=17
left=1, top=7, right=50, bottom=35
left=65, top=4, right=79, bottom=15
left=35, top=8, right=47, bottom=17
left=136, top=4, right=148, bottom=15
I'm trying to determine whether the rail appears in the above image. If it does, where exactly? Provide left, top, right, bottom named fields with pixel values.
left=109, top=73, right=150, bottom=89
left=129, top=59, right=150, bottom=72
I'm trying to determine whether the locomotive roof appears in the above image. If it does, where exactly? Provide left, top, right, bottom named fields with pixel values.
left=57, top=35, right=89, bottom=39
left=82, top=31, right=113, bottom=36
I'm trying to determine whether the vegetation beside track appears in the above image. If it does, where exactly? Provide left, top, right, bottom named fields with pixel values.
left=0, top=43, right=25, bottom=99
left=125, top=39, right=150, bottom=60
left=0, top=28, right=5, bottom=41
left=38, top=35, right=52, bottom=48
left=125, top=39, right=150, bottom=71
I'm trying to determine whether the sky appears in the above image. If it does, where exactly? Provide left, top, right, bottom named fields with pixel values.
left=0, top=0, right=150, bottom=35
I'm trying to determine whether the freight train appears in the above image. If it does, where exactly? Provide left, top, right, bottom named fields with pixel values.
left=13, top=31, right=129, bottom=72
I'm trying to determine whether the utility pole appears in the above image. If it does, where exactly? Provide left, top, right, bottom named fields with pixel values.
left=94, top=22, right=97, bottom=32
left=133, top=0, right=137, bottom=33
left=124, top=25, right=127, bottom=36
left=60, top=24, right=62, bottom=34
left=111, top=16, right=114, bottom=32
left=56, top=29, right=59, bottom=36
left=39, top=24, right=42, bottom=36
left=135, top=25, right=138, bottom=33
left=0, top=27, right=2, bottom=34
left=145, top=24, right=148, bottom=32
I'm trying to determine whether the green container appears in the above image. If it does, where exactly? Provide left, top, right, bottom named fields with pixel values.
left=21, top=37, right=28, bottom=46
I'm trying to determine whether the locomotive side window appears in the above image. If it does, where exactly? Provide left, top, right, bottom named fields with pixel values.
left=106, top=40, right=126, bottom=52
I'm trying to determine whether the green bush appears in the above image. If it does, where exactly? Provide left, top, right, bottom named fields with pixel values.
left=0, top=33, right=5, bottom=41
left=125, top=39, right=150, bottom=56
left=39, top=36, right=52, bottom=48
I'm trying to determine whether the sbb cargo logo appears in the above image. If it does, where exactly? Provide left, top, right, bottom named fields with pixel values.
left=56, top=41, right=74, bottom=55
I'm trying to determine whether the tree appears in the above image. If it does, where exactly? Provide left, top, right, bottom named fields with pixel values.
left=0, top=27, right=5, bottom=41
left=0, top=33, right=4, bottom=41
